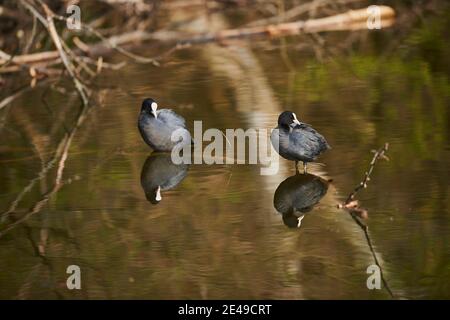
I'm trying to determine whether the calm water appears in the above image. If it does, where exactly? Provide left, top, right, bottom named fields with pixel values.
left=0, top=6, right=449, bottom=299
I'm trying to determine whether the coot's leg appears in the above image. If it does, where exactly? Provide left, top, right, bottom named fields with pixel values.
left=303, top=162, right=307, bottom=174
left=295, top=161, right=299, bottom=174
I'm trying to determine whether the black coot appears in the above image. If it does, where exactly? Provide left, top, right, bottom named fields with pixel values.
left=271, top=111, right=330, bottom=173
left=138, top=98, right=191, bottom=152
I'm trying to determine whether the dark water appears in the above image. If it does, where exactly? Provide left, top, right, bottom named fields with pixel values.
left=0, top=6, right=449, bottom=299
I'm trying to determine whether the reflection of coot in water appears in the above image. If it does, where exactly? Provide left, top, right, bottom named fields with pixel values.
left=273, top=174, right=329, bottom=228
left=140, top=152, right=189, bottom=204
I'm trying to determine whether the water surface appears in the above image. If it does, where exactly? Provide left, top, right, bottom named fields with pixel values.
left=0, top=6, right=449, bottom=299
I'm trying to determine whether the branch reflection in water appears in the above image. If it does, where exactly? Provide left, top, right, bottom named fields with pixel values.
left=273, top=173, right=330, bottom=228
left=140, top=152, right=189, bottom=204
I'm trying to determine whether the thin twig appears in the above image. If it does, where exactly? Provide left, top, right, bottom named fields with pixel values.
left=18, top=0, right=90, bottom=106
left=23, top=15, right=38, bottom=54
left=359, top=219, right=395, bottom=298
left=337, top=143, right=394, bottom=298
left=337, top=143, right=389, bottom=219
left=50, top=8, right=159, bottom=65
left=345, top=143, right=390, bottom=204
left=39, top=2, right=90, bottom=106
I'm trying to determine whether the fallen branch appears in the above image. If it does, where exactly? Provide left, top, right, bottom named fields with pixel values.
left=176, top=5, right=395, bottom=44
left=49, top=8, right=159, bottom=65
left=0, top=5, right=23, bottom=19
left=0, top=6, right=396, bottom=67
left=15, top=0, right=91, bottom=106
left=39, top=1, right=90, bottom=106
left=0, top=48, right=60, bottom=66
left=245, top=0, right=366, bottom=27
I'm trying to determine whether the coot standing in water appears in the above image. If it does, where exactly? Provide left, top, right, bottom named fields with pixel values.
left=138, top=98, right=191, bottom=152
left=271, top=111, right=330, bottom=173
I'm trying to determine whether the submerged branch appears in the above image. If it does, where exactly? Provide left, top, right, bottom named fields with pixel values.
left=345, top=143, right=390, bottom=204
left=0, top=79, right=51, bottom=110
left=0, top=97, right=94, bottom=237
left=337, top=143, right=394, bottom=298
left=359, top=217, right=395, bottom=298
left=338, top=142, right=389, bottom=218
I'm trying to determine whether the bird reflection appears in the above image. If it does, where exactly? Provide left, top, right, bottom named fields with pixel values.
left=273, top=173, right=329, bottom=228
left=140, top=152, right=189, bottom=204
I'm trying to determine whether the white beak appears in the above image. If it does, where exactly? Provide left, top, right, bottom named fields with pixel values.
left=292, top=112, right=301, bottom=126
left=297, top=215, right=305, bottom=228
left=155, top=186, right=162, bottom=201
left=151, top=102, right=158, bottom=119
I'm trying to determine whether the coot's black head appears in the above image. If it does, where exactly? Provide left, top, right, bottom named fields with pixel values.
left=278, top=111, right=301, bottom=129
left=282, top=213, right=305, bottom=228
left=145, top=186, right=162, bottom=205
left=141, top=98, right=158, bottom=118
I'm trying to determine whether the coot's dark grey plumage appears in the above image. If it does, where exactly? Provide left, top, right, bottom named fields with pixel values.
left=270, top=111, right=330, bottom=173
left=138, top=98, right=191, bottom=152
left=273, top=173, right=329, bottom=228
left=140, top=152, right=189, bottom=204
